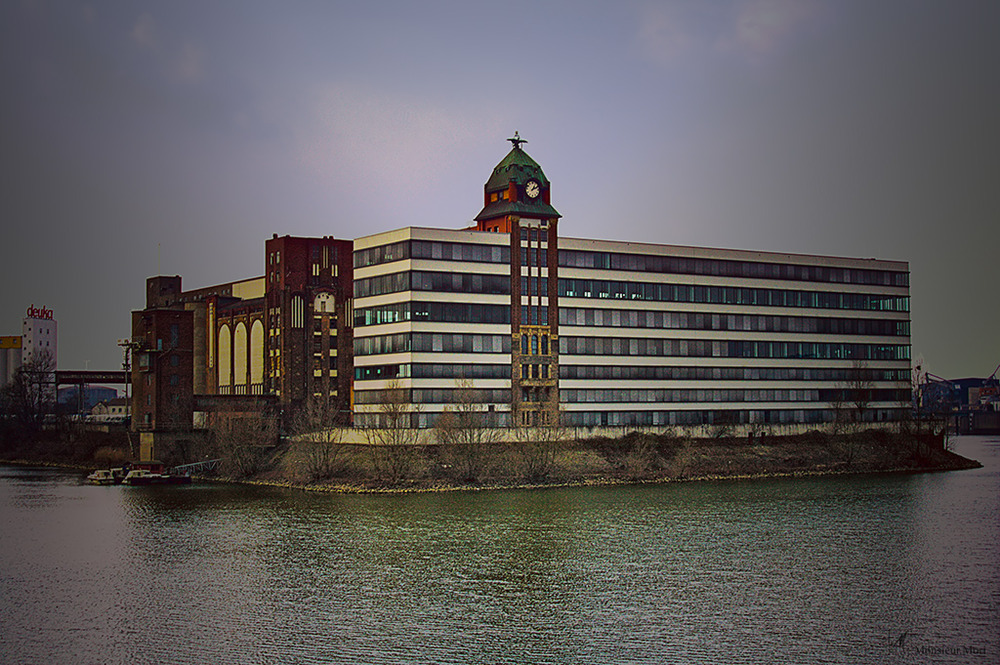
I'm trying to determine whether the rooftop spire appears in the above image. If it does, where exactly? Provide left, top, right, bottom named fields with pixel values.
left=507, top=130, right=527, bottom=150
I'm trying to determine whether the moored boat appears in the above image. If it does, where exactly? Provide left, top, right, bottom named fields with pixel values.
left=122, top=468, right=192, bottom=485
left=85, top=467, right=128, bottom=485
left=86, top=469, right=116, bottom=485
left=88, top=461, right=191, bottom=486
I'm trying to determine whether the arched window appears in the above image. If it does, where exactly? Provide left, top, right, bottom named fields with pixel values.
left=218, top=324, right=231, bottom=392
left=250, top=320, right=265, bottom=391
left=234, top=322, right=248, bottom=393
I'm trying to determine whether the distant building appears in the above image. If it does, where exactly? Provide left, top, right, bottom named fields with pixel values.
left=58, top=385, right=119, bottom=414
left=2, top=305, right=58, bottom=391
left=1, top=335, right=21, bottom=387
left=22, top=304, right=57, bottom=367
left=90, top=396, right=129, bottom=421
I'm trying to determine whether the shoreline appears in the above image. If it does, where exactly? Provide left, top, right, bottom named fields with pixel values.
left=0, top=457, right=981, bottom=495
left=218, top=456, right=981, bottom=495
left=3, top=430, right=983, bottom=495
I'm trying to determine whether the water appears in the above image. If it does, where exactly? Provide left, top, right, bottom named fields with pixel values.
left=1, top=437, right=997, bottom=664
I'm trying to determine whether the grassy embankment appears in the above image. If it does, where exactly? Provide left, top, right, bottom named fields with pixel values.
left=240, top=428, right=980, bottom=492
left=1, top=426, right=981, bottom=492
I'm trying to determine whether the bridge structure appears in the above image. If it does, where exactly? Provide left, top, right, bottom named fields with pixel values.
left=55, top=370, right=130, bottom=386
left=54, top=370, right=130, bottom=415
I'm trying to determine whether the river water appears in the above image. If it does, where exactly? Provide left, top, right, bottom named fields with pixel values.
left=1, top=436, right=997, bottom=665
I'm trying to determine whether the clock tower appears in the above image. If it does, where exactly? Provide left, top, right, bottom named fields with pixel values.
left=475, top=133, right=561, bottom=427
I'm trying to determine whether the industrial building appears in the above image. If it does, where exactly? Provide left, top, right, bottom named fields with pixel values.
left=131, top=135, right=912, bottom=453
left=2, top=305, right=58, bottom=389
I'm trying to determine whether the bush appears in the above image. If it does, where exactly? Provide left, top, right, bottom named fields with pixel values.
left=93, top=446, right=131, bottom=467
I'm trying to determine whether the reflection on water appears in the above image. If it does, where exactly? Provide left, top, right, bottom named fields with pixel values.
left=1, top=437, right=997, bottom=664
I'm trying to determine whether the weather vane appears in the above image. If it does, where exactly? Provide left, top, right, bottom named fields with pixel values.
left=508, top=131, right=527, bottom=150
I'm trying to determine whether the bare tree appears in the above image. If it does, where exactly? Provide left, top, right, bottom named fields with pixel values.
left=209, top=411, right=279, bottom=477
left=0, top=350, right=56, bottom=438
left=847, top=357, right=875, bottom=424
left=435, top=379, right=503, bottom=481
left=709, top=411, right=739, bottom=439
left=362, top=379, right=422, bottom=482
left=292, top=394, right=348, bottom=482
left=829, top=357, right=875, bottom=435
left=828, top=384, right=852, bottom=436
left=510, top=409, right=567, bottom=482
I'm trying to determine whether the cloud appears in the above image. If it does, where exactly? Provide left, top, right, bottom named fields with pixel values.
left=130, top=13, right=205, bottom=84
left=293, top=84, right=489, bottom=196
left=635, top=4, right=695, bottom=66
left=170, top=43, right=204, bottom=83
left=130, top=13, right=157, bottom=49
left=721, top=0, right=822, bottom=57
left=634, top=0, right=823, bottom=66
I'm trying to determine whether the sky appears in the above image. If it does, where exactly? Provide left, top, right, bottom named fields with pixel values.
left=1, top=0, right=997, bottom=379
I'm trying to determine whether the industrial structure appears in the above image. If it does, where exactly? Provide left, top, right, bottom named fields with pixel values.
left=129, top=135, right=914, bottom=459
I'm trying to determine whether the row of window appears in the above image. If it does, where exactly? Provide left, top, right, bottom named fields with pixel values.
left=561, top=388, right=908, bottom=404
left=354, top=363, right=513, bottom=381
left=355, top=331, right=909, bottom=361
left=353, top=300, right=908, bottom=337
left=355, top=302, right=509, bottom=327
left=354, top=271, right=511, bottom=299
left=353, top=387, right=512, bottom=405
left=521, top=246, right=548, bottom=267
left=519, top=333, right=551, bottom=356
left=354, top=333, right=511, bottom=357
left=354, top=363, right=911, bottom=383
left=560, top=279, right=909, bottom=312
left=358, top=386, right=905, bottom=407
left=562, top=308, right=909, bottom=336
left=522, top=304, right=550, bottom=326
left=351, top=407, right=908, bottom=429
left=561, top=365, right=910, bottom=382
left=561, top=337, right=910, bottom=360
left=414, top=388, right=509, bottom=405
left=560, top=250, right=908, bottom=287
left=355, top=270, right=909, bottom=313
left=353, top=240, right=908, bottom=289
left=354, top=240, right=510, bottom=269
left=562, top=408, right=907, bottom=428
left=521, top=363, right=553, bottom=380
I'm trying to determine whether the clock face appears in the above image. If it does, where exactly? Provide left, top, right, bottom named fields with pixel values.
left=525, top=180, right=540, bottom=199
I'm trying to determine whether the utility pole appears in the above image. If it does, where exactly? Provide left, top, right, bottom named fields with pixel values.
left=118, top=338, right=141, bottom=459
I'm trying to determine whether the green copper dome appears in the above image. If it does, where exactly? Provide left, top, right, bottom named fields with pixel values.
left=475, top=134, right=561, bottom=222
left=484, top=145, right=549, bottom=191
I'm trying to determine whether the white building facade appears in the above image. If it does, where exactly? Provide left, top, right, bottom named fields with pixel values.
left=351, top=227, right=910, bottom=429
left=22, top=305, right=57, bottom=367
left=556, top=237, right=910, bottom=428
left=351, top=139, right=910, bottom=431
left=353, top=227, right=514, bottom=428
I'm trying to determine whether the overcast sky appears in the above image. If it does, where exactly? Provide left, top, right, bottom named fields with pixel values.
left=1, top=0, right=997, bottom=378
